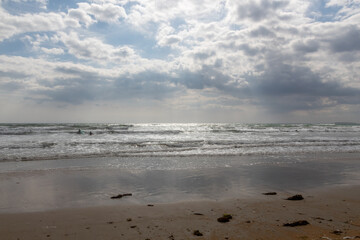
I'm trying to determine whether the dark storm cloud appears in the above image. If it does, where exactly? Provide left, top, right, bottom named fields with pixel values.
left=239, top=43, right=264, bottom=56
left=34, top=76, right=101, bottom=104
left=193, top=51, right=216, bottom=60
left=0, top=70, right=30, bottom=91
left=112, top=71, right=178, bottom=100
left=328, top=25, right=360, bottom=53
left=0, top=81, right=23, bottom=91
left=174, top=60, right=360, bottom=113
left=0, top=70, right=29, bottom=79
left=55, top=66, right=99, bottom=78
left=242, top=63, right=360, bottom=112
left=176, top=63, right=231, bottom=91
left=250, top=26, right=276, bottom=38
left=22, top=58, right=360, bottom=114
left=32, top=71, right=178, bottom=104
left=293, top=39, right=320, bottom=53
left=237, top=0, right=288, bottom=22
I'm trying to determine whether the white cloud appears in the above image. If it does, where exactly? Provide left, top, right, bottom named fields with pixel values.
left=0, top=7, right=66, bottom=41
left=67, top=8, right=95, bottom=27
left=77, top=2, right=127, bottom=23
left=41, top=47, right=64, bottom=55
left=58, top=31, right=137, bottom=63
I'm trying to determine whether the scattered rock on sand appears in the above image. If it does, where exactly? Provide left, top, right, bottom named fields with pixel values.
left=332, top=230, right=343, bottom=235
left=217, top=214, right=233, bottom=223
left=193, top=230, right=203, bottom=236
left=283, top=220, right=309, bottom=227
left=111, top=193, right=132, bottom=199
left=286, top=194, right=304, bottom=200
left=263, top=192, right=277, bottom=195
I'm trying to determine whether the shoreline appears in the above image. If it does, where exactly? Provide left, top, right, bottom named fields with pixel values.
left=0, top=185, right=359, bottom=240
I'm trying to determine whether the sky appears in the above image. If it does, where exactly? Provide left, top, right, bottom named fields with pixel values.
left=0, top=0, right=359, bottom=123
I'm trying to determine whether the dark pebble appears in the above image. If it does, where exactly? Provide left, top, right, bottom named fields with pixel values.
left=283, top=220, right=309, bottom=227
left=263, top=192, right=277, bottom=195
left=193, top=213, right=204, bottom=216
left=193, top=230, right=203, bottom=236
left=286, top=194, right=304, bottom=201
left=332, top=230, right=343, bottom=235
left=217, top=214, right=233, bottom=223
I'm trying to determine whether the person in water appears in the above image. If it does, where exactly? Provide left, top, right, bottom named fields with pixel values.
left=89, top=131, right=93, bottom=135
left=77, top=129, right=82, bottom=134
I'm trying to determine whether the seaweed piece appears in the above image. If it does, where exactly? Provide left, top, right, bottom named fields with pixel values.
left=111, top=193, right=132, bottom=199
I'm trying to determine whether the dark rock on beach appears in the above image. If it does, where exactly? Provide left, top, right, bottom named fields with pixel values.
left=193, top=230, right=203, bottom=236
left=263, top=192, right=277, bottom=195
left=110, top=193, right=132, bottom=199
left=283, top=220, right=309, bottom=227
left=332, top=230, right=343, bottom=235
left=286, top=194, right=304, bottom=200
left=217, top=214, right=233, bottom=223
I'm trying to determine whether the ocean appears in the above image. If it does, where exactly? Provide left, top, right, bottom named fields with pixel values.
left=1, top=123, right=360, bottom=162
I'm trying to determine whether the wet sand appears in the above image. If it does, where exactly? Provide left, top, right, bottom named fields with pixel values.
left=0, top=185, right=359, bottom=240
left=1, top=153, right=360, bottom=212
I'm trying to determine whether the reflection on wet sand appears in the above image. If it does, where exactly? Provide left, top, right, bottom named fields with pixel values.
left=0, top=153, right=359, bottom=212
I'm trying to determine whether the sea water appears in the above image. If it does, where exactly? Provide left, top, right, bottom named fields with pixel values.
left=1, top=123, right=360, bottom=163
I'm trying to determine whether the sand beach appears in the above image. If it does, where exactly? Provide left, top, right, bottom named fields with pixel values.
left=0, top=153, right=359, bottom=240
left=0, top=185, right=359, bottom=240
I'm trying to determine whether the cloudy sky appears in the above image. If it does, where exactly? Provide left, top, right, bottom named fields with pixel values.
left=0, top=0, right=359, bottom=123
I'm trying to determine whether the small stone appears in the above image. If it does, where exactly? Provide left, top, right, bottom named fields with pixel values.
left=147, top=204, right=154, bottom=207
left=263, top=192, right=277, bottom=195
left=217, top=214, right=232, bottom=223
left=127, top=218, right=132, bottom=222
left=287, top=194, right=304, bottom=201
left=283, top=220, right=309, bottom=227
left=193, top=230, right=203, bottom=236
left=332, top=230, right=343, bottom=235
